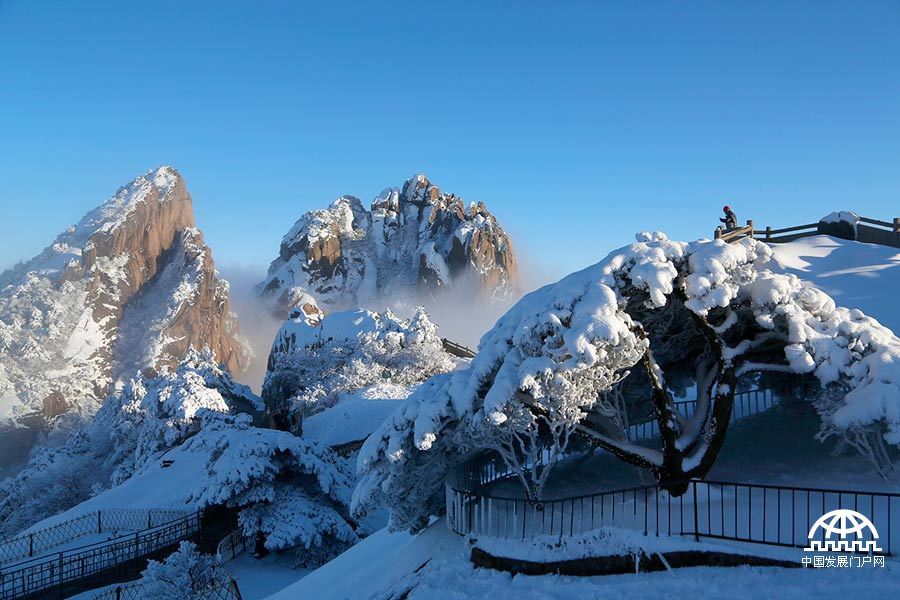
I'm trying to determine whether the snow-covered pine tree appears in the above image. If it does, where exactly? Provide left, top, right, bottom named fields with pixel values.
left=353, top=233, right=900, bottom=531
left=263, top=306, right=454, bottom=425
left=0, top=347, right=262, bottom=536
left=186, top=417, right=359, bottom=567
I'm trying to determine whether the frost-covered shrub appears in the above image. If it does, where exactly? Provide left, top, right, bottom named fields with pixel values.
left=186, top=417, right=359, bottom=566
left=0, top=348, right=260, bottom=536
left=263, top=306, right=454, bottom=421
left=140, top=541, right=231, bottom=600
left=353, top=233, right=900, bottom=531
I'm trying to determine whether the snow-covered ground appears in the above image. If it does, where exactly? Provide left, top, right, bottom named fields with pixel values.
left=302, top=383, right=414, bottom=447
left=380, top=558, right=897, bottom=600
left=264, top=519, right=897, bottom=600
left=21, top=445, right=206, bottom=533
left=264, top=523, right=450, bottom=600
left=770, top=235, right=900, bottom=332
left=227, top=553, right=309, bottom=599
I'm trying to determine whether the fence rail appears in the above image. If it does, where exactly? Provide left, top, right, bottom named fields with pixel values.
left=442, top=338, right=476, bottom=359
left=0, top=508, right=188, bottom=565
left=0, top=512, right=201, bottom=600
left=215, top=529, right=251, bottom=563
left=446, top=454, right=900, bottom=557
left=858, top=216, right=896, bottom=229
left=627, top=388, right=777, bottom=442
left=714, top=220, right=754, bottom=243
left=446, top=477, right=900, bottom=556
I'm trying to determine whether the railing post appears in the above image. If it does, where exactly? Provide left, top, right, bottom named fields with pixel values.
left=98, top=510, right=102, bottom=534
left=692, top=481, right=700, bottom=542
left=894, top=218, right=899, bottom=243
left=29, top=533, right=33, bottom=557
left=714, top=226, right=722, bottom=239
left=747, top=220, right=754, bottom=239
left=766, top=225, right=772, bottom=241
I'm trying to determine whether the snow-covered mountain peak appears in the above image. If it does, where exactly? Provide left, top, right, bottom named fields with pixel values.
left=67, top=165, right=184, bottom=245
left=258, top=174, right=518, bottom=317
left=0, top=167, right=249, bottom=467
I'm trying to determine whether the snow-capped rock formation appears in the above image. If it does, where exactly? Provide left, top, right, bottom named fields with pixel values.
left=256, top=174, right=518, bottom=317
left=263, top=306, right=455, bottom=425
left=0, top=167, right=250, bottom=438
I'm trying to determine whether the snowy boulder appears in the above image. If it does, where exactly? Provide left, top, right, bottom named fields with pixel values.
left=818, top=211, right=860, bottom=240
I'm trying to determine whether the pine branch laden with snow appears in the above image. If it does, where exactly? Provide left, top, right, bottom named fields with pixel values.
left=353, top=233, right=900, bottom=531
left=0, top=347, right=261, bottom=536
left=263, top=306, right=455, bottom=422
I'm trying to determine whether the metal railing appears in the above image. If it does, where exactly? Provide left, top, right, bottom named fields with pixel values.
left=0, top=508, right=188, bottom=565
left=446, top=456, right=900, bottom=556
left=91, top=577, right=243, bottom=600
left=0, top=511, right=201, bottom=599
left=627, top=387, right=777, bottom=442
left=441, top=338, right=476, bottom=359
left=216, top=529, right=251, bottom=563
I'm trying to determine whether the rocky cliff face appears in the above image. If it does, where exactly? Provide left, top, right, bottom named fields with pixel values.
left=257, top=174, right=518, bottom=317
left=0, top=167, right=249, bottom=436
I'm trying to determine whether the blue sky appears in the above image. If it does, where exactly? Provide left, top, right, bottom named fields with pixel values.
left=1, top=1, right=898, bottom=283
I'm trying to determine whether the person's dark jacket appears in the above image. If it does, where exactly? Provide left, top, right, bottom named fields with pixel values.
left=720, top=209, right=737, bottom=230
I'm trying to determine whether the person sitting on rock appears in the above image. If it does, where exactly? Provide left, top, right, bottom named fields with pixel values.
left=720, top=205, right=738, bottom=230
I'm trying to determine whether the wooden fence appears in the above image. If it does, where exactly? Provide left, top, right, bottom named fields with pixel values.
left=715, top=215, right=900, bottom=247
